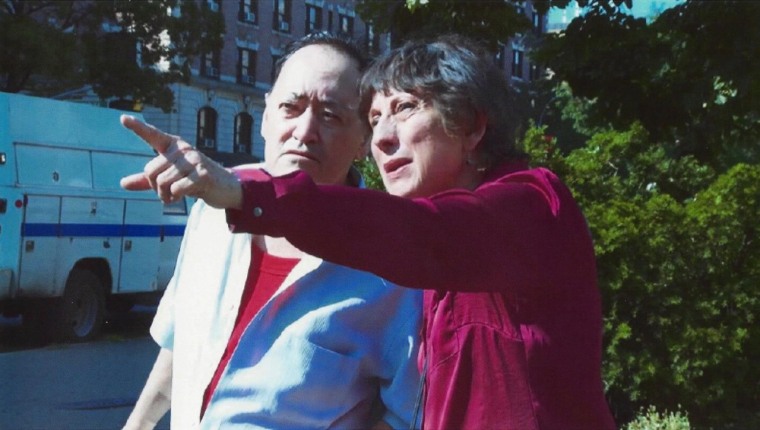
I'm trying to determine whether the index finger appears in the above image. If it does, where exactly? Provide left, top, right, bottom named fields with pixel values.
left=120, top=114, right=175, bottom=154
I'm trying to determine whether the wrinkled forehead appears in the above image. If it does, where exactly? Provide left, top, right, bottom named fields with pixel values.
left=271, top=45, right=361, bottom=106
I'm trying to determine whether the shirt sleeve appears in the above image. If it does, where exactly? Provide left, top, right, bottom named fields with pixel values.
left=150, top=199, right=204, bottom=349
left=226, top=167, right=590, bottom=297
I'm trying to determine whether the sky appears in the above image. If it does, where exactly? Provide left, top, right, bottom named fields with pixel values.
left=548, top=0, right=686, bottom=30
left=619, top=0, right=685, bottom=17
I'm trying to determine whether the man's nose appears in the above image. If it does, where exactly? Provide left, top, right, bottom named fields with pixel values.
left=371, top=116, right=397, bottom=152
left=292, top=109, right=319, bottom=144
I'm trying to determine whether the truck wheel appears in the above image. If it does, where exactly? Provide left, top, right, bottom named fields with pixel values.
left=54, top=269, right=106, bottom=342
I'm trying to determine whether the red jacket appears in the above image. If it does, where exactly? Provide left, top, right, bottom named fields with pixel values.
left=228, top=162, right=616, bottom=430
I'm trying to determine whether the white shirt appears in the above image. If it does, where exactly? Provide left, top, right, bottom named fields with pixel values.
left=151, top=199, right=422, bottom=429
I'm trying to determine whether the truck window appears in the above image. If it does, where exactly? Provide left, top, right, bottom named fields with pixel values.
left=163, top=198, right=187, bottom=215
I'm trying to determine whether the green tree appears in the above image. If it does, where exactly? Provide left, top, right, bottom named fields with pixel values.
left=357, top=0, right=632, bottom=49
left=357, top=0, right=529, bottom=50
left=0, top=0, right=224, bottom=111
left=522, top=124, right=760, bottom=428
left=534, top=0, right=760, bottom=170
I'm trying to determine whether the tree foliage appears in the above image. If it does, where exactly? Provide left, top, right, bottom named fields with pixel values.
left=526, top=3, right=760, bottom=426
left=523, top=124, right=760, bottom=428
left=0, top=0, right=224, bottom=111
left=357, top=0, right=527, bottom=50
left=534, top=0, right=760, bottom=170
left=356, top=0, right=633, bottom=49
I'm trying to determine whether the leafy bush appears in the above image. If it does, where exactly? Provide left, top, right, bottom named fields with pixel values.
left=522, top=123, right=760, bottom=427
left=354, top=157, right=385, bottom=191
left=626, top=406, right=690, bottom=430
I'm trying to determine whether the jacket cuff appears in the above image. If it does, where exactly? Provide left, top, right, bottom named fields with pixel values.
left=226, top=168, right=277, bottom=234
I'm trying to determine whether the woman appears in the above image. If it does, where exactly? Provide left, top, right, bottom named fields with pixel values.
left=123, top=35, right=616, bottom=429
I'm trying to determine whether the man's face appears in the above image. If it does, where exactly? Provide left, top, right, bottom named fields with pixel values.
left=261, top=44, right=367, bottom=185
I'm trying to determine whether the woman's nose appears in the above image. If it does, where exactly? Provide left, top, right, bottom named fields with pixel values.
left=371, top=117, right=397, bottom=152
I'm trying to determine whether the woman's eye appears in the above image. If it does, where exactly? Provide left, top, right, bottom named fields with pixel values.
left=397, top=101, right=416, bottom=112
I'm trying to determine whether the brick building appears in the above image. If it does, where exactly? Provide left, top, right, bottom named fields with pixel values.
left=141, top=0, right=547, bottom=165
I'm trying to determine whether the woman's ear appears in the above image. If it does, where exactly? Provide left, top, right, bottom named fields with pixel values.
left=464, top=112, right=487, bottom=152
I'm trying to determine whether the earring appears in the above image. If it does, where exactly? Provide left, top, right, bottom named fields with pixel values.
left=466, top=153, right=487, bottom=173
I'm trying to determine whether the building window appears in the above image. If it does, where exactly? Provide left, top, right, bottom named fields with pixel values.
left=197, top=107, right=218, bottom=151
left=305, top=4, right=323, bottom=34
left=271, top=54, right=282, bottom=83
left=327, top=10, right=333, bottom=32
left=511, top=49, right=524, bottom=79
left=273, top=0, right=291, bottom=33
left=239, top=0, right=258, bottom=24
left=532, top=12, right=543, bottom=34
left=201, top=50, right=221, bottom=79
left=206, top=0, right=221, bottom=13
left=338, top=14, right=353, bottom=36
left=234, top=112, right=254, bottom=154
left=365, top=24, right=379, bottom=55
left=238, top=48, right=257, bottom=86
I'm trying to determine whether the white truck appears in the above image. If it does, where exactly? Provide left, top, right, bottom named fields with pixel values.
left=0, top=92, right=187, bottom=342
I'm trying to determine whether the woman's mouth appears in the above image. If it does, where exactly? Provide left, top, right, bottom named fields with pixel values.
left=383, top=158, right=411, bottom=175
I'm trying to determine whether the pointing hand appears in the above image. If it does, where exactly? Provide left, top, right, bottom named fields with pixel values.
left=119, top=115, right=242, bottom=210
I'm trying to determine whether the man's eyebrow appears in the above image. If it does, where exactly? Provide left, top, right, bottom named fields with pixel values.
left=323, top=99, right=358, bottom=112
left=281, top=92, right=358, bottom=113
left=282, top=92, right=307, bottom=102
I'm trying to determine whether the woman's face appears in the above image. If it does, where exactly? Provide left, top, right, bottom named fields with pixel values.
left=368, top=89, right=476, bottom=198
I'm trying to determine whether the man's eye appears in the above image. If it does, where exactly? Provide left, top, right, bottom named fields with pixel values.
left=368, top=114, right=380, bottom=128
left=279, top=103, right=306, bottom=119
left=323, top=111, right=341, bottom=121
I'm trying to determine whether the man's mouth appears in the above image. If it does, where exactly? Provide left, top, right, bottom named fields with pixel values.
left=284, top=150, right=317, bottom=161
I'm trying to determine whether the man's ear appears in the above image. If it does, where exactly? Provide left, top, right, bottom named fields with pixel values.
left=260, top=93, right=272, bottom=139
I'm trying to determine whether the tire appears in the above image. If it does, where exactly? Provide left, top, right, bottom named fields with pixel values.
left=53, top=269, right=106, bottom=342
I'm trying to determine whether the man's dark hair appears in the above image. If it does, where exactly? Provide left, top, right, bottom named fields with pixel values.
left=273, top=32, right=368, bottom=84
left=360, top=34, right=523, bottom=169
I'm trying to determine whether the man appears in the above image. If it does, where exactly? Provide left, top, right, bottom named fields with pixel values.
left=122, top=33, right=422, bottom=430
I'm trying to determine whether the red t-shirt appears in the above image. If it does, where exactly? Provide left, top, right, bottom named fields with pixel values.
left=200, top=243, right=299, bottom=417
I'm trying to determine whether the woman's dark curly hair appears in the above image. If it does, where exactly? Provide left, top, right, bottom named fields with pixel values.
left=360, top=34, right=524, bottom=170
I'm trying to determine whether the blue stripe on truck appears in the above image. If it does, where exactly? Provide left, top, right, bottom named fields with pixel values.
left=22, top=223, right=186, bottom=237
